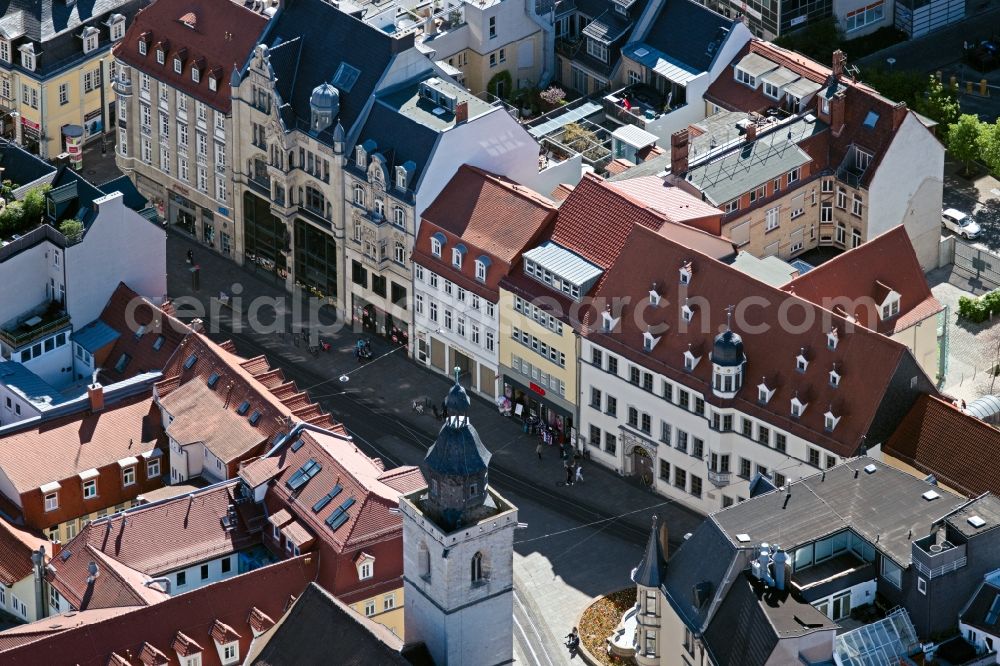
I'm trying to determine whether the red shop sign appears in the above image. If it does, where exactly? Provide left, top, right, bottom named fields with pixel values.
left=529, top=382, right=546, bottom=396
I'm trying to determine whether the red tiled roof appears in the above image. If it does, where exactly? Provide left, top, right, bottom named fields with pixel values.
left=266, top=429, right=424, bottom=553
left=238, top=456, right=287, bottom=489
left=584, top=223, right=918, bottom=457
left=155, top=334, right=343, bottom=465
left=112, top=0, right=268, bottom=114
left=171, top=631, right=202, bottom=656
left=885, top=395, right=1000, bottom=497
left=0, top=607, right=141, bottom=653
left=783, top=226, right=943, bottom=335
left=0, top=519, right=47, bottom=586
left=607, top=177, right=724, bottom=235
left=0, top=394, right=163, bottom=496
left=97, top=283, right=192, bottom=385
left=0, top=557, right=319, bottom=666
left=209, top=619, right=240, bottom=644
left=68, top=482, right=261, bottom=577
left=139, top=642, right=169, bottom=666
left=247, top=606, right=274, bottom=635
left=48, top=544, right=170, bottom=612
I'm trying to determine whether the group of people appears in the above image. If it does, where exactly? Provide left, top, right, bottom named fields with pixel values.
left=535, top=440, right=584, bottom=485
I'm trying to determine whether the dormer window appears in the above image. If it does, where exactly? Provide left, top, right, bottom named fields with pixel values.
left=827, top=328, right=839, bottom=350
left=395, top=166, right=408, bottom=189
left=681, top=299, right=693, bottom=323
left=192, top=66, right=200, bottom=83
left=679, top=262, right=692, bottom=285
left=431, top=232, right=445, bottom=258
left=684, top=348, right=701, bottom=371
left=208, top=75, right=218, bottom=92
left=109, top=14, right=125, bottom=41
left=81, top=27, right=99, bottom=54
left=174, top=57, right=183, bottom=74
left=734, top=67, right=756, bottom=88
left=790, top=395, right=807, bottom=418
left=138, top=39, right=147, bottom=56
left=601, top=309, right=619, bottom=333
left=648, top=283, right=661, bottom=307
left=475, top=257, right=489, bottom=282
left=795, top=350, right=808, bottom=373
left=452, top=244, right=466, bottom=268
left=829, top=367, right=841, bottom=387
left=356, top=553, right=375, bottom=580
left=880, top=294, right=900, bottom=320
left=757, top=382, right=774, bottom=404
left=156, top=47, right=165, bottom=65
left=824, top=410, right=840, bottom=431
left=0, top=39, right=9, bottom=63
left=355, top=145, right=366, bottom=166
left=643, top=329, right=661, bottom=352
left=19, top=44, right=36, bottom=71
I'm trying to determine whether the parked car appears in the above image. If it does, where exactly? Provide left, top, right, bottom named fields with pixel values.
left=942, top=208, right=981, bottom=239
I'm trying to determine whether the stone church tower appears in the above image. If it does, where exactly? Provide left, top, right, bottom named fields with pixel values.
left=400, top=371, right=519, bottom=665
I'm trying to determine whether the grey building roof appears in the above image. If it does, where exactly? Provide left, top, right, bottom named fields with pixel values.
left=0, top=360, right=68, bottom=410
left=523, top=241, right=603, bottom=285
left=661, top=519, right=738, bottom=631
left=246, top=583, right=412, bottom=665
left=735, top=52, right=779, bottom=78
left=0, top=140, right=55, bottom=185
left=622, top=44, right=700, bottom=85
left=685, top=116, right=823, bottom=205
left=747, top=471, right=776, bottom=497
left=760, top=66, right=799, bottom=88
left=71, top=319, right=121, bottom=354
left=263, top=0, right=413, bottom=139
left=638, top=0, right=737, bottom=73
left=633, top=518, right=667, bottom=587
left=711, top=459, right=966, bottom=568
left=729, top=252, right=799, bottom=287
left=377, top=78, right=493, bottom=132
left=783, top=77, right=823, bottom=99
left=704, top=573, right=835, bottom=666
left=353, top=93, right=439, bottom=192
left=99, top=175, right=149, bottom=213
left=947, top=494, right=1000, bottom=540
left=582, top=10, right=631, bottom=42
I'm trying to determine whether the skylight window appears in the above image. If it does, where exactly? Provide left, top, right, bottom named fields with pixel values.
left=290, top=438, right=305, bottom=452
left=184, top=353, right=198, bottom=369
left=248, top=410, right=262, bottom=426
left=286, top=458, right=322, bottom=492
left=863, top=111, right=879, bottom=128
left=236, top=400, right=251, bottom=416
left=325, top=496, right=357, bottom=530
left=207, top=372, right=220, bottom=388
left=153, top=335, right=166, bottom=351
left=312, top=484, right=343, bottom=513
left=331, top=62, right=361, bottom=92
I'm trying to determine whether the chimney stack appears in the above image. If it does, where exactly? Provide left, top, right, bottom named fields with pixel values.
left=745, top=123, right=757, bottom=143
left=189, top=318, right=204, bottom=333
left=88, top=383, right=104, bottom=413
left=670, top=128, right=689, bottom=175
left=832, top=49, right=846, bottom=79
left=454, top=101, right=468, bottom=125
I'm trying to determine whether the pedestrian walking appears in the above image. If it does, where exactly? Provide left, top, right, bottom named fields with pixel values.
left=565, top=460, right=574, bottom=486
left=575, top=462, right=584, bottom=484
left=535, top=442, right=543, bottom=460
left=565, top=628, right=580, bottom=659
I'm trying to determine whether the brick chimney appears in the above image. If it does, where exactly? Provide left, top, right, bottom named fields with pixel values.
left=891, top=101, right=908, bottom=130
left=830, top=93, right=846, bottom=136
left=832, top=49, right=846, bottom=79
left=745, top=123, right=757, bottom=143
left=88, top=383, right=104, bottom=412
left=671, top=128, right=689, bottom=175
left=455, top=101, right=468, bottom=125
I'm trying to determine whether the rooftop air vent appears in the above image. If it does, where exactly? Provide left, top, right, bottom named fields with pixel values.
left=863, top=464, right=877, bottom=474
left=736, top=533, right=750, bottom=542
left=969, top=515, right=987, bottom=528
left=922, top=490, right=940, bottom=501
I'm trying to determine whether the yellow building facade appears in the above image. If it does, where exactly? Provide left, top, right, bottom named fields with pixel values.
left=349, top=585, right=406, bottom=638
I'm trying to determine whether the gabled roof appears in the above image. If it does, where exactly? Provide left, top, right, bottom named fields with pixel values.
left=784, top=226, right=943, bottom=335
left=48, top=544, right=171, bottom=611
left=0, top=556, right=319, bottom=665
left=265, top=428, right=424, bottom=556
left=635, top=0, right=738, bottom=72
left=96, top=283, right=192, bottom=385
left=263, top=0, right=412, bottom=136
left=584, top=223, right=911, bottom=456
left=632, top=517, right=666, bottom=587
left=421, top=165, right=557, bottom=264
left=113, top=0, right=268, bottom=113
left=244, top=582, right=409, bottom=664
left=0, top=393, right=163, bottom=496
left=607, top=176, right=723, bottom=233
left=885, top=395, right=1000, bottom=498
left=0, top=607, right=140, bottom=653
left=50, top=481, right=262, bottom=600
left=0, top=518, right=47, bottom=586
left=155, top=333, right=342, bottom=464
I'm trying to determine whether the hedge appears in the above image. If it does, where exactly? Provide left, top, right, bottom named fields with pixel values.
left=958, top=290, right=1000, bottom=323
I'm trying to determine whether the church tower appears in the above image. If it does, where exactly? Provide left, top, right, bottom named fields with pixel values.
left=400, top=370, right=519, bottom=665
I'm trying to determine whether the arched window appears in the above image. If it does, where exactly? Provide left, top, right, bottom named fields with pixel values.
left=305, top=186, right=324, bottom=215
left=394, top=241, right=405, bottom=264
left=354, top=185, right=365, bottom=206
left=471, top=552, right=483, bottom=583
left=419, top=542, right=431, bottom=580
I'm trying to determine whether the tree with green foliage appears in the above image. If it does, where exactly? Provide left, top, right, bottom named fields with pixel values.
left=979, top=119, right=1000, bottom=177
left=858, top=67, right=926, bottom=107
left=58, top=219, right=84, bottom=243
left=949, top=114, right=984, bottom=175
left=19, top=184, right=50, bottom=226
left=917, top=75, right=961, bottom=137
left=0, top=200, right=24, bottom=237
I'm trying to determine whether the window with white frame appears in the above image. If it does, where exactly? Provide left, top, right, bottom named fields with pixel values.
left=222, top=643, right=238, bottom=664
left=354, top=185, right=365, bottom=206
left=475, top=259, right=487, bottom=281
left=44, top=492, right=58, bottom=511
left=123, top=466, right=136, bottom=486
left=111, top=16, right=125, bottom=41
left=452, top=248, right=463, bottom=268
left=364, top=600, right=376, bottom=616
left=394, top=206, right=405, bottom=228
left=83, top=479, right=97, bottom=499
left=82, top=28, right=99, bottom=54
left=358, top=557, right=374, bottom=580
left=0, top=39, right=9, bottom=63
left=852, top=194, right=863, bottom=216
left=734, top=67, right=755, bottom=87
left=586, top=38, right=609, bottom=62
left=431, top=237, right=442, bottom=257
left=147, top=458, right=160, bottom=478
left=765, top=206, right=780, bottom=231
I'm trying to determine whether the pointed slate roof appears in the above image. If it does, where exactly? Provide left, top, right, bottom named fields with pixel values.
left=632, top=516, right=666, bottom=588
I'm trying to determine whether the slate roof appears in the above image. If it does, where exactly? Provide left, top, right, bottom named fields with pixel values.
left=113, top=0, right=267, bottom=114
left=662, top=518, right=737, bottom=631
left=584, top=222, right=911, bottom=457
left=632, top=518, right=667, bottom=587
left=704, top=572, right=835, bottom=666
left=783, top=226, right=943, bottom=336
left=0, top=140, right=54, bottom=186
left=0, top=361, right=68, bottom=412
left=352, top=97, right=440, bottom=193
left=71, top=320, right=121, bottom=355
left=0, top=556, right=319, bottom=666
left=0, top=518, right=47, bottom=586
left=885, top=395, right=1000, bottom=498
left=636, top=0, right=737, bottom=72
left=263, top=0, right=413, bottom=137
left=99, top=176, right=149, bottom=213
left=961, top=581, right=1000, bottom=635
left=245, top=582, right=409, bottom=665
left=0, top=393, right=162, bottom=496
left=582, top=10, right=631, bottom=42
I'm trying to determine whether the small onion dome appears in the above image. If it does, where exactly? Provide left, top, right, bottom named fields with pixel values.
left=712, top=329, right=745, bottom=367
left=310, top=83, right=339, bottom=109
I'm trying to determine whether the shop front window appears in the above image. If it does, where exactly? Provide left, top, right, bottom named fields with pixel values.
left=242, top=191, right=287, bottom=282
left=294, top=219, right=337, bottom=299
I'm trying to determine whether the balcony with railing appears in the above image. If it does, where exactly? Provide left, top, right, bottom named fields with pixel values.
left=0, top=300, right=70, bottom=350
left=707, top=468, right=731, bottom=487
left=603, top=83, right=686, bottom=131
left=912, top=534, right=967, bottom=579
left=836, top=146, right=872, bottom=189
left=556, top=37, right=583, bottom=59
